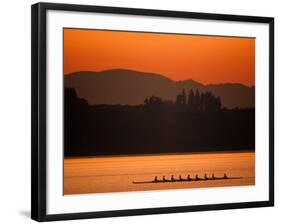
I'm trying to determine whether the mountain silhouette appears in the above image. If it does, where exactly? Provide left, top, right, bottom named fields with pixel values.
left=64, top=69, right=254, bottom=108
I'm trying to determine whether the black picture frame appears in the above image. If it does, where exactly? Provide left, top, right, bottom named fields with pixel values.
left=31, top=2, right=274, bottom=222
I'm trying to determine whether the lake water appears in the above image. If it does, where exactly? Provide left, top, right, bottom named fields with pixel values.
left=64, top=151, right=255, bottom=195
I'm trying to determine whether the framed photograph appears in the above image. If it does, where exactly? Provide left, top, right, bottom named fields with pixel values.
left=31, top=2, right=274, bottom=222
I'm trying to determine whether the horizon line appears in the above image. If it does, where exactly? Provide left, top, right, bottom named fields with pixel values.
left=64, top=68, right=255, bottom=88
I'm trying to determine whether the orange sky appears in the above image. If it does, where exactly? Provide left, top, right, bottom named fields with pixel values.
left=64, top=29, right=255, bottom=86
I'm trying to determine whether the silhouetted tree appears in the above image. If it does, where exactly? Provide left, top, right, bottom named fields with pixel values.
left=216, top=96, right=222, bottom=110
left=200, top=92, right=205, bottom=111
left=176, top=95, right=181, bottom=105
left=203, top=91, right=222, bottom=111
left=187, top=89, right=195, bottom=109
left=176, top=89, right=186, bottom=105
left=185, top=89, right=221, bottom=111
left=144, top=96, right=163, bottom=107
left=194, top=89, right=200, bottom=110
left=182, top=89, right=186, bottom=105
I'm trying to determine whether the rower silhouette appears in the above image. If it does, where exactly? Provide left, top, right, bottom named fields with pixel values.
left=197, top=174, right=204, bottom=180
left=163, top=176, right=166, bottom=182
left=179, top=175, right=183, bottom=181
left=171, top=175, right=176, bottom=181
left=154, top=176, right=158, bottom=182
left=204, top=173, right=209, bottom=180
left=187, top=174, right=192, bottom=181
left=223, top=173, right=227, bottom=179
left=212, top=173, right=215, bottom=180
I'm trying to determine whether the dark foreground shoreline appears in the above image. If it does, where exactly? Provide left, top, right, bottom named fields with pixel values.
left=65, top=149, right=254, bottom=159
left=64, top=88, right=255, bottom=157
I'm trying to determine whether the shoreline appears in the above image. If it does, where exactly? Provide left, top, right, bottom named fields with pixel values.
left=64, top=149, right=254, bottom=160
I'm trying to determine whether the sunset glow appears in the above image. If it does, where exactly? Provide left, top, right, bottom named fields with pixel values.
left=64, top=29, right=255, bottom=86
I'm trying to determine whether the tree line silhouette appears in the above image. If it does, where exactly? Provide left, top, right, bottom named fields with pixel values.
left=144, top=89, right=221, bottom=111
left=64, top=88, right=255, bottom=157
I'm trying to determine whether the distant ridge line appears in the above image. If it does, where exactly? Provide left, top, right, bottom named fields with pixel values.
left=65, top=69, right=253, bottom=88
left=64, top=69, right=255, bottom=108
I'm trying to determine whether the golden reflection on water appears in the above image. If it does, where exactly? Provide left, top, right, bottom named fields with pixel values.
left=64, top=151, right=255, bottom=195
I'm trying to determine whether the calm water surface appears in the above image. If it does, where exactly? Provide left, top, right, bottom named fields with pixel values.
left=64, top=151, right=255, bottom=195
